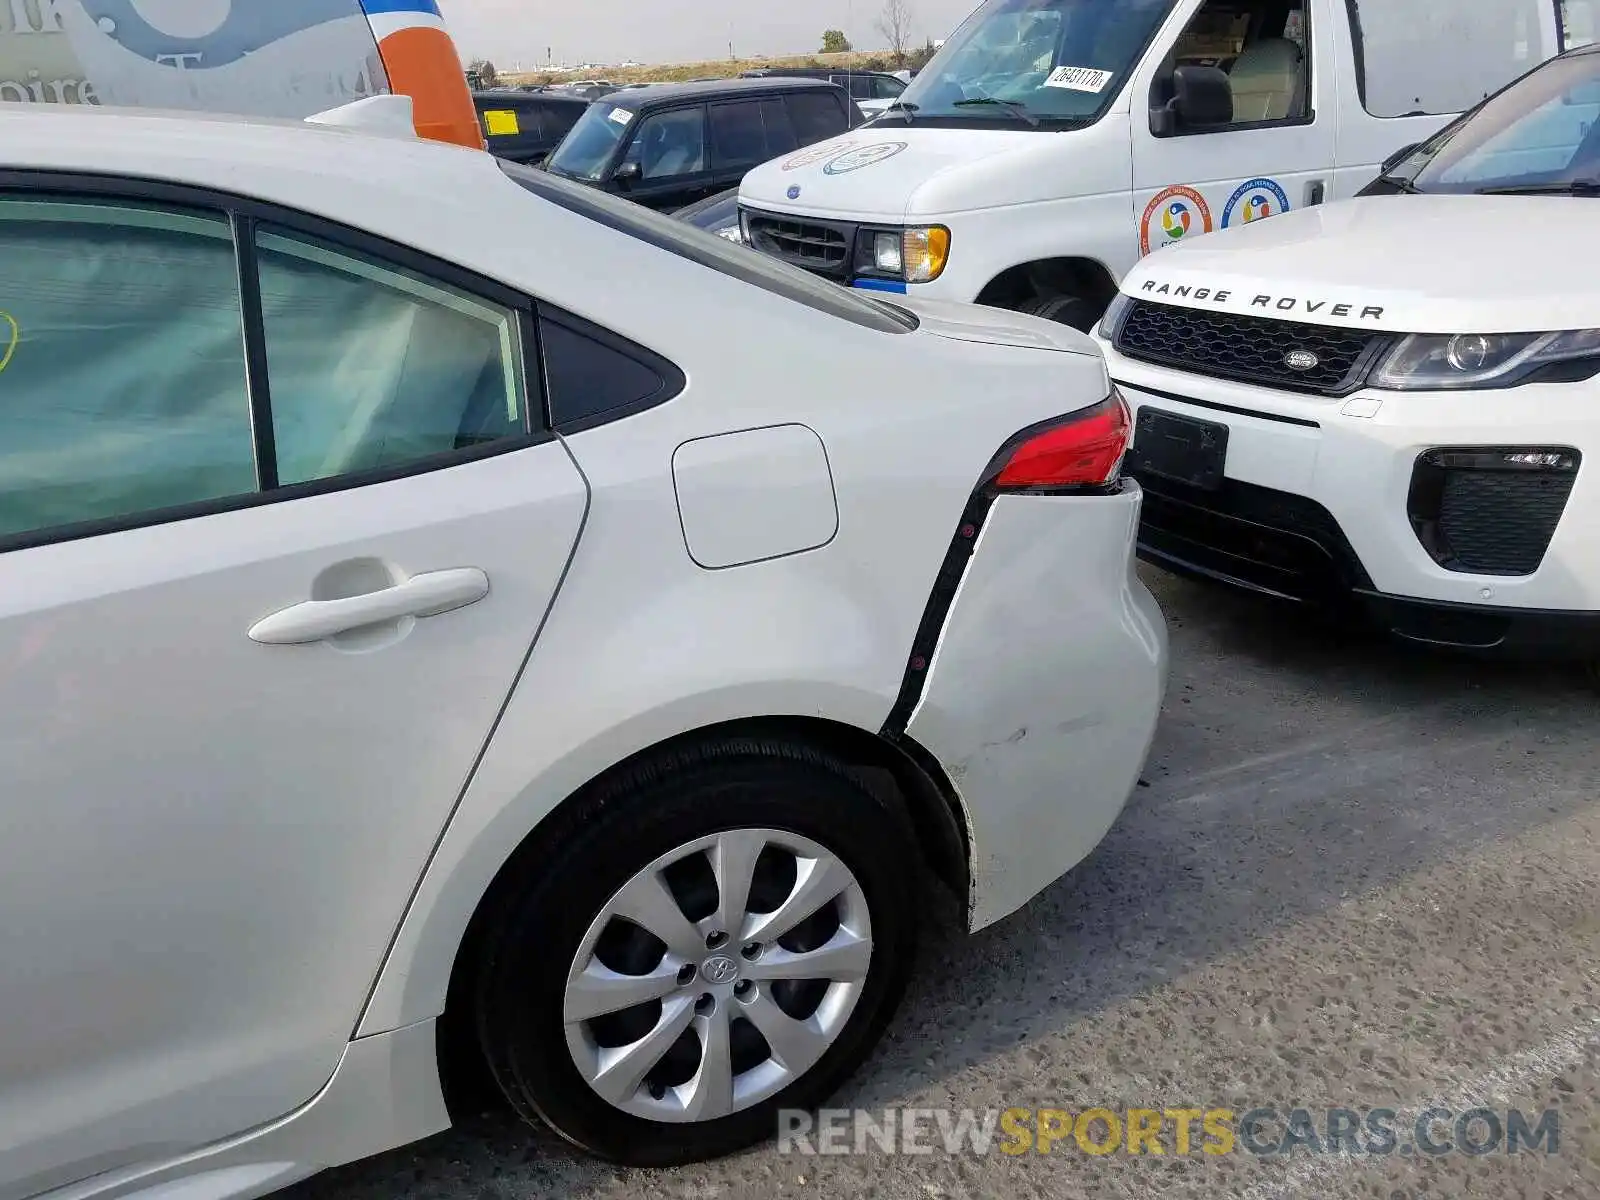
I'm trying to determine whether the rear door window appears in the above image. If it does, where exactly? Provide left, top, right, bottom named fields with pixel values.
left=709, top=100, right=771, bottom=171
left=1347, top=0, right=1556, bottom=117
left=709, top=98, right=801, bottom=168
left=760, top=98, right=800, bottom=155
left=787, top=90, right=848, bottom=142
left=0, top=199, right=255, bottom=543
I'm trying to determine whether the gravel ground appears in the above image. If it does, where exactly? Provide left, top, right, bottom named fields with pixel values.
left=290, top=566, right=1600, bottom=1200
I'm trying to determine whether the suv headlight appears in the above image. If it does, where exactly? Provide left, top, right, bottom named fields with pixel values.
left=1373, top=329, right=1600, bottom=390
left=1099, top=292, right=1135, bottom=339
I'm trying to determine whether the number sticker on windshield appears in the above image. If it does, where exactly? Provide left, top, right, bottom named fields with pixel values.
left=1044, top=66, right=1113, bottom=93
left=609, top=107, right=633, bottom=125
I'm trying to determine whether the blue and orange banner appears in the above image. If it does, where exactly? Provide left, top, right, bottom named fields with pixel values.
left=0, top=0, right=481, bottom=148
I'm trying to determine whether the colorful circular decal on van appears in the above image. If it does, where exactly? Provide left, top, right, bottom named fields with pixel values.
left=822, top=141, right=908, bottom=175
left=1140, top=185, right=1213, bottom=255
left=783, top=139, right=858, bottom=170
left=1222, top=178, right=1291, bottom=228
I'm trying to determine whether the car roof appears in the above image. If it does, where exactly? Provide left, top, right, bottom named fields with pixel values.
left=0, top=101, right=510, bottom=205
left=745, top=67, right=899, bottom=80
left=602, top=76, right=845, bottom=108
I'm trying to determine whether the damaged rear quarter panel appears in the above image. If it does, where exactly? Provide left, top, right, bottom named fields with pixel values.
left=906, top=489, right=1167, bottom=931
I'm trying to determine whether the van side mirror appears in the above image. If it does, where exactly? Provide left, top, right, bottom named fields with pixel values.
left=613, top=160, right=642, bottom=188
left=1152, top=65, right=1233, bottom=135
left=1380, top=142, right=1419, bottom=173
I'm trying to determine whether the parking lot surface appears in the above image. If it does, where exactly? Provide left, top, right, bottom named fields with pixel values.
left=292, top=567, right=1600, bottom=1200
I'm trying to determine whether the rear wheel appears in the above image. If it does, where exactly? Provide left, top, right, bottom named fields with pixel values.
left=1019, top=290, right=1099, bottom=332
left=473, top=740, right=919, bottom=1166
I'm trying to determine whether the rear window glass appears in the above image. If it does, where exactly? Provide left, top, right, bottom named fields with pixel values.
left=499, top=160, right=915, bottom=335
left=1347, top=0, right=1556, bottom=117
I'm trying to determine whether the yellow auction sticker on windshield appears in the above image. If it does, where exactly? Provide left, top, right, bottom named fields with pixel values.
left=483, top=109, right=519, bottom=136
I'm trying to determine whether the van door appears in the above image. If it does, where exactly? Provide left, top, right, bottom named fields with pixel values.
left=1328, top=0, right=1563, bottom=199
left=1130, top=0, right=1333, bottom=259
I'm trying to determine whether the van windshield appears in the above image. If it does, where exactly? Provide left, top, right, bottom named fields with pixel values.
left=1389, top=51, right=1600, bottom=194
left=895, top=0, right=1176, bottom=126
left=546, top=103, right=632, bottom=180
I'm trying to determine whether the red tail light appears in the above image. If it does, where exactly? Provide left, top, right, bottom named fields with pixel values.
left=991, top=389, right=1133, bottom=492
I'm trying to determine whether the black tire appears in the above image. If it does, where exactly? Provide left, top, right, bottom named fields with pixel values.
left=473, top=738, right=920, bottom=1167
left=1020, top=291, right=1099, bottom=332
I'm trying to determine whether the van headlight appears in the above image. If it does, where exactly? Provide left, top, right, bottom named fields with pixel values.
left=873, top=231, right=903, bottom=273
left=1373, top=329, right=1600, bottom=390
left=902, top=226, right=951, bottom=284
left=857, top=225, right=951, bottom=284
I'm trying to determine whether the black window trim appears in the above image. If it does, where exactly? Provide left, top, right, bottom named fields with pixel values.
left=0, top=168, right=551, bottom=559
left=1152, top=0, right=1317, bottom=138
left=536, top=303, right=689, bottom=436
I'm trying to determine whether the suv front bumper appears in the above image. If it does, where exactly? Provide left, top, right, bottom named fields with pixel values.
left=1099, top=342, right=1600, bottom=657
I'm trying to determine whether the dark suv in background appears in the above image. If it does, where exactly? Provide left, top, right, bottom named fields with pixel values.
left=741, top=66, right=907, bottom=110
left=472, top=90, right=591, bottom=166
left=541, top=77, right=859, bottom=210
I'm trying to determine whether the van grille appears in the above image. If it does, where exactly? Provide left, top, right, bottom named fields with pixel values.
left=745, top=212, right=854, bottom=278
left=1114, top=300, right=1391, bottom=396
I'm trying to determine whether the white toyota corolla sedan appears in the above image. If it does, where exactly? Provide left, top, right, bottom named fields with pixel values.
left=0, top=98, right=1166, bottom=1197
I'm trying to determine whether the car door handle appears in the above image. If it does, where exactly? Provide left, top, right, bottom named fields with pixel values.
left=248, top=568, right=490, bottom=645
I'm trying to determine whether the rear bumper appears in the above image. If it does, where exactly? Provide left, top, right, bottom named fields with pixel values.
left=903, top=484, right=1168, bottom=932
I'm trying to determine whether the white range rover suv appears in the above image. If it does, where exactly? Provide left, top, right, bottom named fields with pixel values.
left=1096, top=43, right=1600, bottom=672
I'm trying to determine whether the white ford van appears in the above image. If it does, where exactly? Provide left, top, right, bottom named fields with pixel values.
left=738, top=0, right=1567, bottom=329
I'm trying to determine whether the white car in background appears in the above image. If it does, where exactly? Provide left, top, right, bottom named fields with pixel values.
left=0, top=99, right=1165, bottom=1196
left=1097, top=44, right=1600, bottom=673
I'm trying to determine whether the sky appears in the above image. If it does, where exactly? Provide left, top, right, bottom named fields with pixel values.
left=436, top=0, right=984, bottom=68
